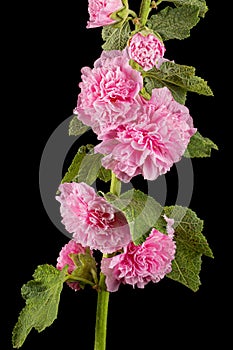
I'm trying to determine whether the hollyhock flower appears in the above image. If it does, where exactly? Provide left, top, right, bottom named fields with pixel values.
left=87, top=0, right=123, bottom=29
left=128, top=32, right=166, bottom=71
left=56, top=240, right=87, bottom=291
left=101, top=217, right=176, bottom=292
left=56, top=182, right=131, bottom=254
left=95, top=87, right=196, bottom=182
left=73, top=49, right=143, bottom=136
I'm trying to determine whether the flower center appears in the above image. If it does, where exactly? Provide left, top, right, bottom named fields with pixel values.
left=87, top=199, right=115, bottom=230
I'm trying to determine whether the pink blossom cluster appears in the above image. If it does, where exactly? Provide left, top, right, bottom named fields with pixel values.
left=56, top=185, right=176, bottom=291
left=101, top=217, right=176, bottom=292
left=74, top=48, right=196, bottom=182
left=95, top=88, right=196, bottom=182
left=56, top=6, right=195, bottom=290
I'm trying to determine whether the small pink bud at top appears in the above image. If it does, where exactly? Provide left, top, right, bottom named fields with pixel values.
left=128, top=32, right=166, bottom=71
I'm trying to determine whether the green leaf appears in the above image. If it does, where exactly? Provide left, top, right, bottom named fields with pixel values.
left=159, top=61, right=213, bottom=96
left=68, top=115, right=90, bottom=136
left=164, top=0, right=208, bottom=18
left=12, top=265, right=67, bottom=348
left=105, top=189, right=163, bottom=245
left=144, top=75, right=187, bottom=104
left=97, top=166, right=112, bottom=183
left=144, top=60, right=213, bottom=103
left=61, top=144, right=110, bottom=186
left=184, top=131, right=218, bottom=158
left=77, top=153, right=104, bottom=185
left=102, top=20, right=131, bottom=50
left=164, top=206, right=214, bottom=291
left=61, top=144, right=94, bottom=184
left=147, top=5, right=200, bottom=41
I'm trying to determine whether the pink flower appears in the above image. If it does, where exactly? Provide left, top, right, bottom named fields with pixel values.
left=101, top=222, right=176, bottom=292
left=95, top=87, right=196, bottom=182
left=73, top=50, right=143, bottom=136
left=87, top=0, right=123, bottom=28
left=56, top=240, right=86, bottom=291
left=56, top=182, right=131, bottom=254
left=128, top=32, right=166, bottom=71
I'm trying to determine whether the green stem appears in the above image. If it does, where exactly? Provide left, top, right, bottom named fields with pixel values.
left=94, top=172, right=122, bottom=349
left=139, top=0, right=152, bottom=27
left=94, top=272, right=110, bottom=350
left=128, top=9, right=138, bottom=17
left=110, top=172, right=121, bottom=196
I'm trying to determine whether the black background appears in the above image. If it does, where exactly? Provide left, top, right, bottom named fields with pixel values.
left=4, top=1, right=230, bottom=349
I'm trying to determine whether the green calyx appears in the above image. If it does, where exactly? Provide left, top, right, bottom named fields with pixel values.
left=68, top=249, right=98, bottom=288
left=110, top=0, right=130, bottom=27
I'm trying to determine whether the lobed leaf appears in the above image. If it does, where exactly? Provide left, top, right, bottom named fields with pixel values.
left=164, top=0, right=208, bottom=18
left=147, top=5, right=200, bottom=41
left=102, top=20, right=131, bottom=50
left=144, top=60, right=213, bottom=103
left=184, top=131, right=218, bottom=158
left=168, top=243, right=203, bottom=292
left=144, top=75, right=187, bottom=104
left=12, top=265, right=68, bottom=348
left=164, top=206, right=214, bottom=291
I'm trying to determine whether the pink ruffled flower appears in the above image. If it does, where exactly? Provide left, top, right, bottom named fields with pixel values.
left=95, top=87, right=196, bottom=182
left=87, top=0, right=123, bottom=28
left=101, top=218, right=176, bottom=292
left=128, top=32, right=166, bottom=71
left=56, top=240, right=86, bottom=291
left=56, top=182, right=131, bottom=254
left=73, top=50, right=143, bottom=136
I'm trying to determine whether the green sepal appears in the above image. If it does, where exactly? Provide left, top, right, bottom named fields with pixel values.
left=110, top=0, right=129, bottom=27
left=69, top=249, right=98, bottom=287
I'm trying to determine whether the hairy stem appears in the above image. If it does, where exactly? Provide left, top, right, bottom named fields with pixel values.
left=139, top=0, right=152, bottom=27
left=94, top=172, right=122, bottom=349
left=94, top=271, right=110, bottom=350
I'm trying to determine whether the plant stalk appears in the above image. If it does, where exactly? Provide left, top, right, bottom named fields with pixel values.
left=94, top=272, right=110, bottom=350
left=139, top=0, right=152, bottom=27
left=94, top=171, right=121, bottom=350
left=110, top=172, right=121, bottom=196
